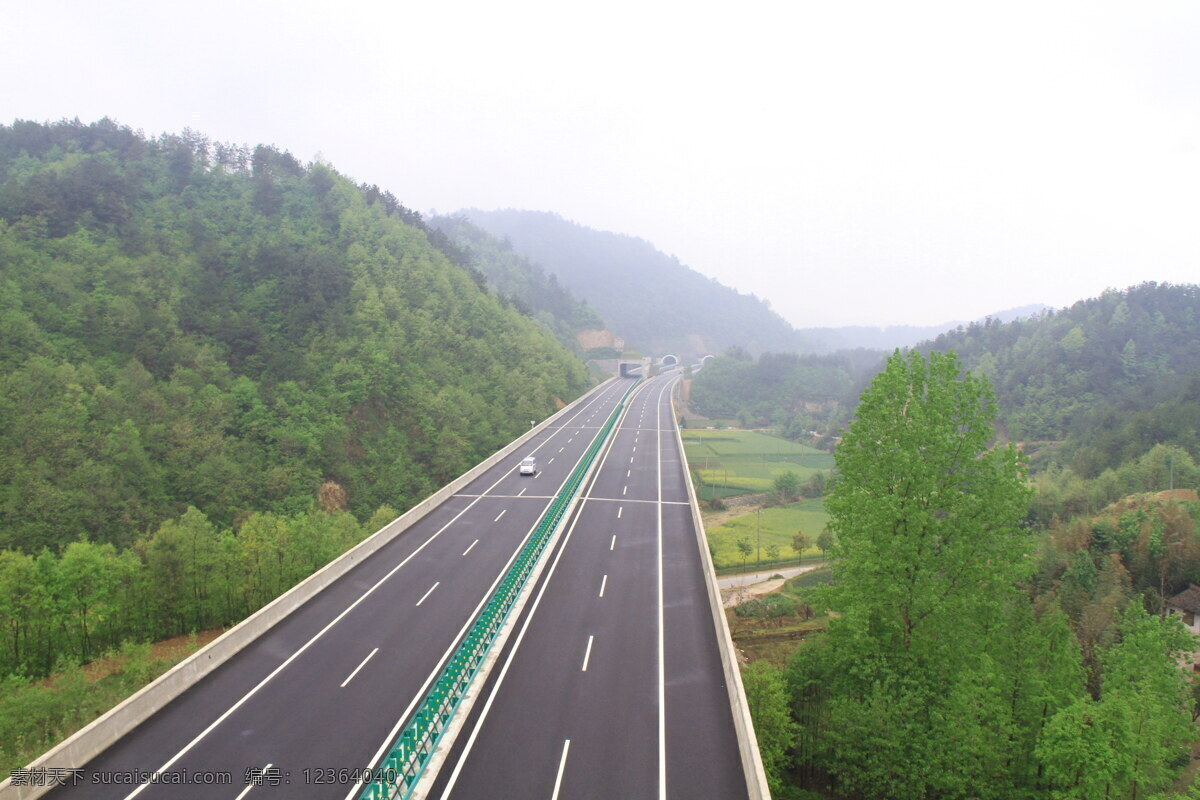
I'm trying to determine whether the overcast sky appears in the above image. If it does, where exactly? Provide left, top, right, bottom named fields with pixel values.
left=4, top=1, right=1198, bottom=327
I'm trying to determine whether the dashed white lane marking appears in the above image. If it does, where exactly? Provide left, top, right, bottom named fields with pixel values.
left=599, top=574, right=608, bottom=598
left=548, top=457, right=555, bottom=464
left=415, top=582, right=439, bottom=606
left=617, top=506, right=623, bottom=519
left=626, top=469, right=631, bottom=478
left=610, top=535, right=616, bottom=550
left=494, top=509, right=506, bottom=522
left=340, top=648, right=379, bottom=688
left=581, top=635, right=595, bottom=671
left=462, top=539, right=479, bottom=556
left=518, top=487, right=526, bottom=496
left=234, top=764, right=273, bottom=800
left=551, top=740, right=571, bottom=800
left=622, top=485, right=628, bottom=496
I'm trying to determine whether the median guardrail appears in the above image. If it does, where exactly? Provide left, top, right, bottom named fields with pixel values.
left=360, top=378, right=640, bottom=800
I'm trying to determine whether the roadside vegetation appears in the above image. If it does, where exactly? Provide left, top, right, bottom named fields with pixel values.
left=682, top=429, right=832, bottom=500
left=706, top=500, right=829, bottom=571
left=0, top=634, right=220, bottom=781
left=0, top=118, right=594, bottom=774
left=728, top=351, right=1200, bottom=800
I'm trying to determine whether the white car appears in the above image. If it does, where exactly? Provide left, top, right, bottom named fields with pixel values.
left=519, top=456, right=537, bottom=476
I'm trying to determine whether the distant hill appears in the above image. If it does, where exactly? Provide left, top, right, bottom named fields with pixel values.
left=800, top=304, right=1050, bottom=353
left=457, top=208, right=812, bottom=357
left=690, top=285, right=1200, bottom=480
left=428, top=214, right=603, bottom=353
left=919, top=282, right=1200, bottom=471
left=0, top=119, right=591, bottom=551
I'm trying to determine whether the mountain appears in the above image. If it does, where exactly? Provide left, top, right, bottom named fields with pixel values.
left=918, top=282, right=1200, bottom=472
left=0, top=119, right=591, bottom=551
left=427, top=214, right=603, bottom=353
left=799, top=304, right=1050, bottom=353
left=690, top=285, right=1200, bottom=479
left=457, top=208, right=812, bottom=357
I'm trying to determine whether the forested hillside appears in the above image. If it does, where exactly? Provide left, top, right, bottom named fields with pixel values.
left=919, top=283, right=1200, bottom=471
left=458, top=208, right=813, bottom=357
left=428, top=214, right=603, bottom=352
left=0, top=119, right=591, bottom=553
left=689, top=350, right=884, bottom=440
left=770, top=351, right=1199, bottom=800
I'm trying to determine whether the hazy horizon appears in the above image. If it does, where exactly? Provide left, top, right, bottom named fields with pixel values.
left=4, top=2, right=1197, bottom=328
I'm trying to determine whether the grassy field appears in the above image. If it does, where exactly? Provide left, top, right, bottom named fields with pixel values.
left=681, top=429, right=834, bottom=499
left=707, top=498, right=831, bottom=570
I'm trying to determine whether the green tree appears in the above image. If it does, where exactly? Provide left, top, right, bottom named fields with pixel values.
left=826, top=350, right=1030, bottom=652
left=773, top=470, right=801, bottom=502
left=1038, top=603, right=1194, bottom=800
left=815, top=527, right=834, bottom=558
left=791, top=530, right=810, bottom=559
left=814, top=350, right=1033, bottom=798
left=741, top=661, right=797, bottom=796
left=736, top=537, right=752, bottom=572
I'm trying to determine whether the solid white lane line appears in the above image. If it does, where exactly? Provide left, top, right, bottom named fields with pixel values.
left=551, top=740, right=571, bottom=800
left=234, top=764, right=273, bottom=800
left=655, top=379, right=669, bottom=798
left=581, top=635, right=595, bottom=671
left=610, top=535, right=616, bottom=550
left=340, top=648, right=379, bottom=688
left=415, top=582, right=439, bottom=606
left=494, top=509, right=507, bottom=522
left=462, top=539, right=479, bottom=556
left=599, top=575, right=608, bottom=598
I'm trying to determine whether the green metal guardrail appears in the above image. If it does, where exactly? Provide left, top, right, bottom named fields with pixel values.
left=359, top=378, right=640, bottom=800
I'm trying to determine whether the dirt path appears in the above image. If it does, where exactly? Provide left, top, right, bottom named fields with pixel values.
left=718, top=563, right=824, bottom=608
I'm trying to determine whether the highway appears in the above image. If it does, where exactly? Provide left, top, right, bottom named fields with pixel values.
left=41, top=371, right=749, bottom=800
left=44, top=379, right=637, bottom=800
left=426, top=372, right=746, bottom=800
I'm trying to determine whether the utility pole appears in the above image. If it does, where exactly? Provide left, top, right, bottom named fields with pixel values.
left=756, top=507, right=761, bottom=571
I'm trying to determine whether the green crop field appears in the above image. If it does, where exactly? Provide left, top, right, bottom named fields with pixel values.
left=707, top=498, right=831, bottom=570
left=681, top=429, right=834, bottom=498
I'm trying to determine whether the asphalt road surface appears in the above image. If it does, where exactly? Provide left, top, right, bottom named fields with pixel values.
left=426, top=372, right=747, bottom=800
left=44, top=379, right=636, bottom=800
left=42, top=372, right=747, bottom=800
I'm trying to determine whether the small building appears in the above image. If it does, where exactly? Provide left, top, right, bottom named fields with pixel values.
left=1165, top=584, right=1200, bottom=671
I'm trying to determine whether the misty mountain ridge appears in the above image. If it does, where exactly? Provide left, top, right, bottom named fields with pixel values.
left=800, top=304, right=1051, bottom=353
left=456, top=208, right=814, bottom=357
left=456, top=208, right=1055, bottom=359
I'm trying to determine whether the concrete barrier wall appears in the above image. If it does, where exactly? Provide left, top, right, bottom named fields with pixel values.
left=671, top=381, right=771, bottom=800
left=2, top=380, right=616, bottom=800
